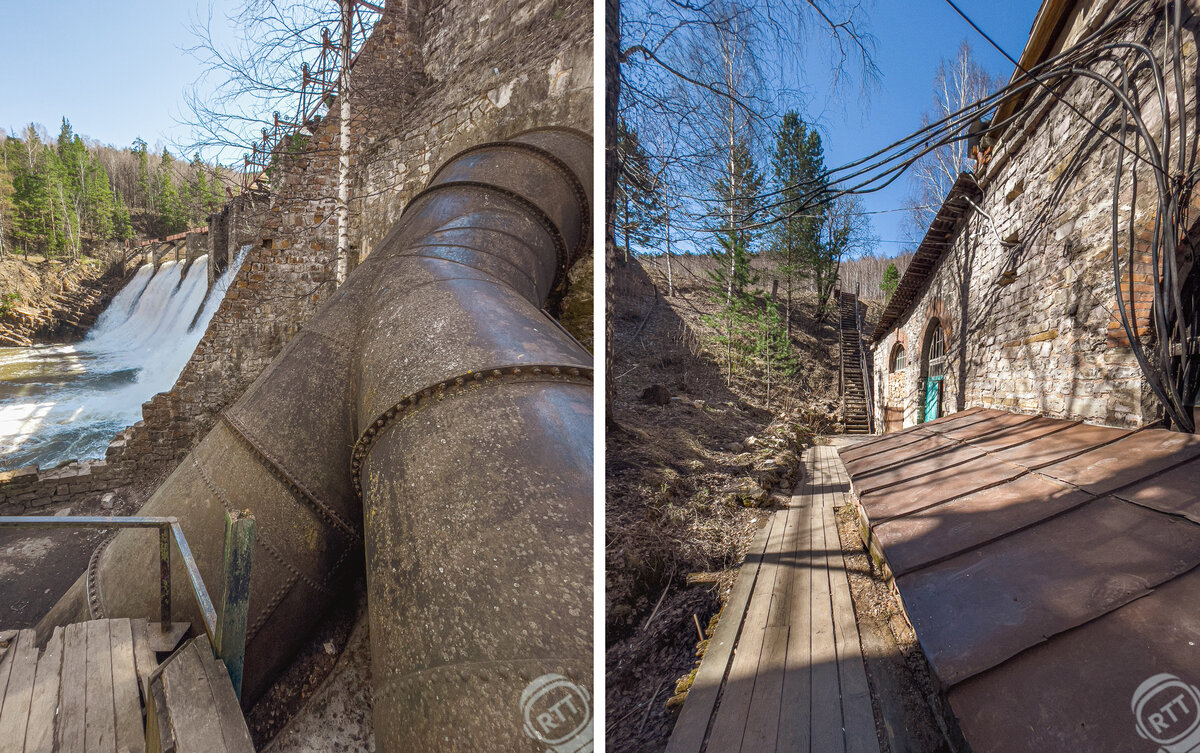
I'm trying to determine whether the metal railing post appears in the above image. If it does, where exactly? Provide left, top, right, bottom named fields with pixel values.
left=159, top=523, right=172, bottom=626
left=215, top=511, right=255, bottom=700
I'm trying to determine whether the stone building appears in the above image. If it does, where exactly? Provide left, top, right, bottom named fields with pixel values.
left=870, top=0, right=1199, bottom=433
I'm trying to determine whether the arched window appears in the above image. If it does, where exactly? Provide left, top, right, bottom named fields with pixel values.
left=927, top=326, right=946, bottom=378
left=890, top=343, right=907, bottom=372
left=920, top=319, right=948, bottom=423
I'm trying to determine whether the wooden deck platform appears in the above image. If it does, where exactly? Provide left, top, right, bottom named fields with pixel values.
left=0, top=619, right=251, bottom=753
left=666, top=444, right=881, bottom=753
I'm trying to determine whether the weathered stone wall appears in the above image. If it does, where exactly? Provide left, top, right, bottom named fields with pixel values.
left=872, top=2, right=1198, bottom=430
left=0, top=0, right=593, bottom=509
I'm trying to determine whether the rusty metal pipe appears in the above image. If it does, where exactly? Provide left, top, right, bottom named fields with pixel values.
left=37, top=128, right=593, bottom=751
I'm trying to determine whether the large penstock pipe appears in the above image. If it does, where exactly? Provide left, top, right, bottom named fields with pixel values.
left=39, top=128, right=593, bottom=751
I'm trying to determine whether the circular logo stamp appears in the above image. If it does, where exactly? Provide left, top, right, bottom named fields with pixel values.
left=521, top=673, right=593, bottom=753
left=1133, top=673, right=1200, bottom=753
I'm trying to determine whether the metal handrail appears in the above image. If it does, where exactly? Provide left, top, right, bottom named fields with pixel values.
left=0, top=511, right=255, bottom=698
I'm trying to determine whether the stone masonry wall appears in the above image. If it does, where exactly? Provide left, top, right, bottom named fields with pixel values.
left=872, top=1, right=1198, bottom=431
left=0, top=0, right=592, bottom=512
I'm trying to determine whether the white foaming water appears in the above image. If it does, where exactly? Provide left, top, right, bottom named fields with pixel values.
left=0, top=247, right=251, bottom=470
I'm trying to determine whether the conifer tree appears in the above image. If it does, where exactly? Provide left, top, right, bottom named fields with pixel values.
left=771, top=111, right=825, bottom=338
left=613, top=120, right=663, bottom=260
left=880, top=261, right=899, bottom=300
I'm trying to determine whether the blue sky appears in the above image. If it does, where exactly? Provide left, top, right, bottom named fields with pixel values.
left=799, top=0, right=1043, bottom=251
left=0, top=0, right=1042, bottom=249
left=0, top=0, right=236, bottom=153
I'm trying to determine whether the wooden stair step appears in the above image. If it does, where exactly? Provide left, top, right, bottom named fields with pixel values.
left=147, top=636, right=253, bottom=753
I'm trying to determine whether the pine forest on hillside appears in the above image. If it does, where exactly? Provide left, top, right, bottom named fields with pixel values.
left=0, top=119, right=231, bottom=260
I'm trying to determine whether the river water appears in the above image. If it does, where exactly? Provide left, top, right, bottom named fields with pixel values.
left=0, top=248, right=250, bottom=471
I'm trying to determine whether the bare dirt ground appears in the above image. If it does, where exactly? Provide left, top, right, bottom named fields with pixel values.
left=834, top=498, right=966, bottom=753
left=0, top=475, right=159, bottom=629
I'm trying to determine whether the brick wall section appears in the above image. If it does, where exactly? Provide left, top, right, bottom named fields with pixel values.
left=0, top=0, right=592, bottom=512
left=872, top=4, right=1197, bottom=431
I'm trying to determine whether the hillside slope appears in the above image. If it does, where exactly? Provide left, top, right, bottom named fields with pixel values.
left=605, top=253, right=843, bottom=752
left=0, top=250, right=131, bottom=345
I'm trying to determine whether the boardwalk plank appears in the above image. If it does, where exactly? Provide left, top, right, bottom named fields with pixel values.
left=810, top=449, right=846, bottom=753
left=24, top=627, right=63, bottom=753
left=665, top=515, right=776, bottom=753
left=825, top=450, right=883, bottom=753
left=130, top=619, right=159, bottom=706
left=666, top=442, right=880, bottom=753
left=740, top=507, right=795, bottom=752
left=109, top=619, right=145, bottom=753
left=84, top=619, right=117, bottom=753
left=58, top=622, right=88, bottom=753
left=161, top=638, right=228, bottom=753
left=705, top=511, right=785, bottom=752
left=0, top=630, right=40, bottom=753
left=0, top=630, right=17, bottom=720
left=778, top=476, right=816, bottom=753
left=196, top=647, right=254, bottom=752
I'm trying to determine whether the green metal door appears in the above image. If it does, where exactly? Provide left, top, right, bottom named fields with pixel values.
left=924, top=376, right=942, bottom=423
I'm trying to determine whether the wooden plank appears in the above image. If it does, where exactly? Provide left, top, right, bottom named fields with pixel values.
left=109, top=619, right=146, bottom=753
left=84, top=620, right=117, bottom=753
left=828, top=508, right=881, bottom=753
left=704, top=507, right=789, bottom=752
left=810, top=450, right=846, bottom=753
left=24, top=627, right=64, bottom=753
left=665, top=515, right=776, bottom=753
left=0, top=628, right=17, bottom=717
left=145, top=666, right=173, bottom=753
left=130, top=619, right=159, bottom=705
left=777, top=469, right=816, bottom=753
left=161, top=638, right=228, bottom=753
left=0, top=630, right=40, bottom=753
left=195, top=647, right=254, bottom=752
left=58, top=622, right=88, bottom=753
left=739, top=507, right=795, bottom=752
left=826, top=448, right=883, bottom=753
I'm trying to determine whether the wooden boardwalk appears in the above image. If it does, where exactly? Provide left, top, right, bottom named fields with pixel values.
left=666, top=444, right=881, bottom=753
left=0, top=619, right=252, bottom=753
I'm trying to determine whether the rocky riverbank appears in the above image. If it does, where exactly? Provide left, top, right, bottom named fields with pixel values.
left=0, top=250, right=131, bottom=346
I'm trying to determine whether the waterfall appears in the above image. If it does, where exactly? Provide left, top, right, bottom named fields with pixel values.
left=0, top=248, right=252, bottom=470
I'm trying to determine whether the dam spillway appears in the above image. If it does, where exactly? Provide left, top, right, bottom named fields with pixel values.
left=0, top=250, right=249, bottom=471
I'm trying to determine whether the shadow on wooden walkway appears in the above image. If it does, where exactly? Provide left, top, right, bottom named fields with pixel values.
left=666, top=443, right=881, bottom=753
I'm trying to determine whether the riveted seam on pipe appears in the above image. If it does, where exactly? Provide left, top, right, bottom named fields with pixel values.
left=303, top=325, right=358, bottom=360
left=86, top=532, right=117, bottom=619
left=426, top=140, right=590, bottom=261
left=383, top=657, right=590, bottom=688
left=349, top=366, right=594, bottom=496
left=402, top=181, right=571, bottom=291
left=192, top=456, right=335, bottom=597
left=247, top=574, right=300, bottom=640
left=220, top=412, right=362, bottom=541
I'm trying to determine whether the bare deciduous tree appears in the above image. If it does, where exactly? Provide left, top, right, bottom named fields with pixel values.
left=903, top=41, right=1003, bottom=238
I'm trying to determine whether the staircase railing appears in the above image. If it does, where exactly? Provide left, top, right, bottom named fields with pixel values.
left=0, top=510, right=255, bottom=698
left=852, top=284, right=876, bottom=434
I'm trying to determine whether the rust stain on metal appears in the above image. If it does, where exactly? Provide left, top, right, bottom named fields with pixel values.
left=839, top=409, right=1200, bottom=752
